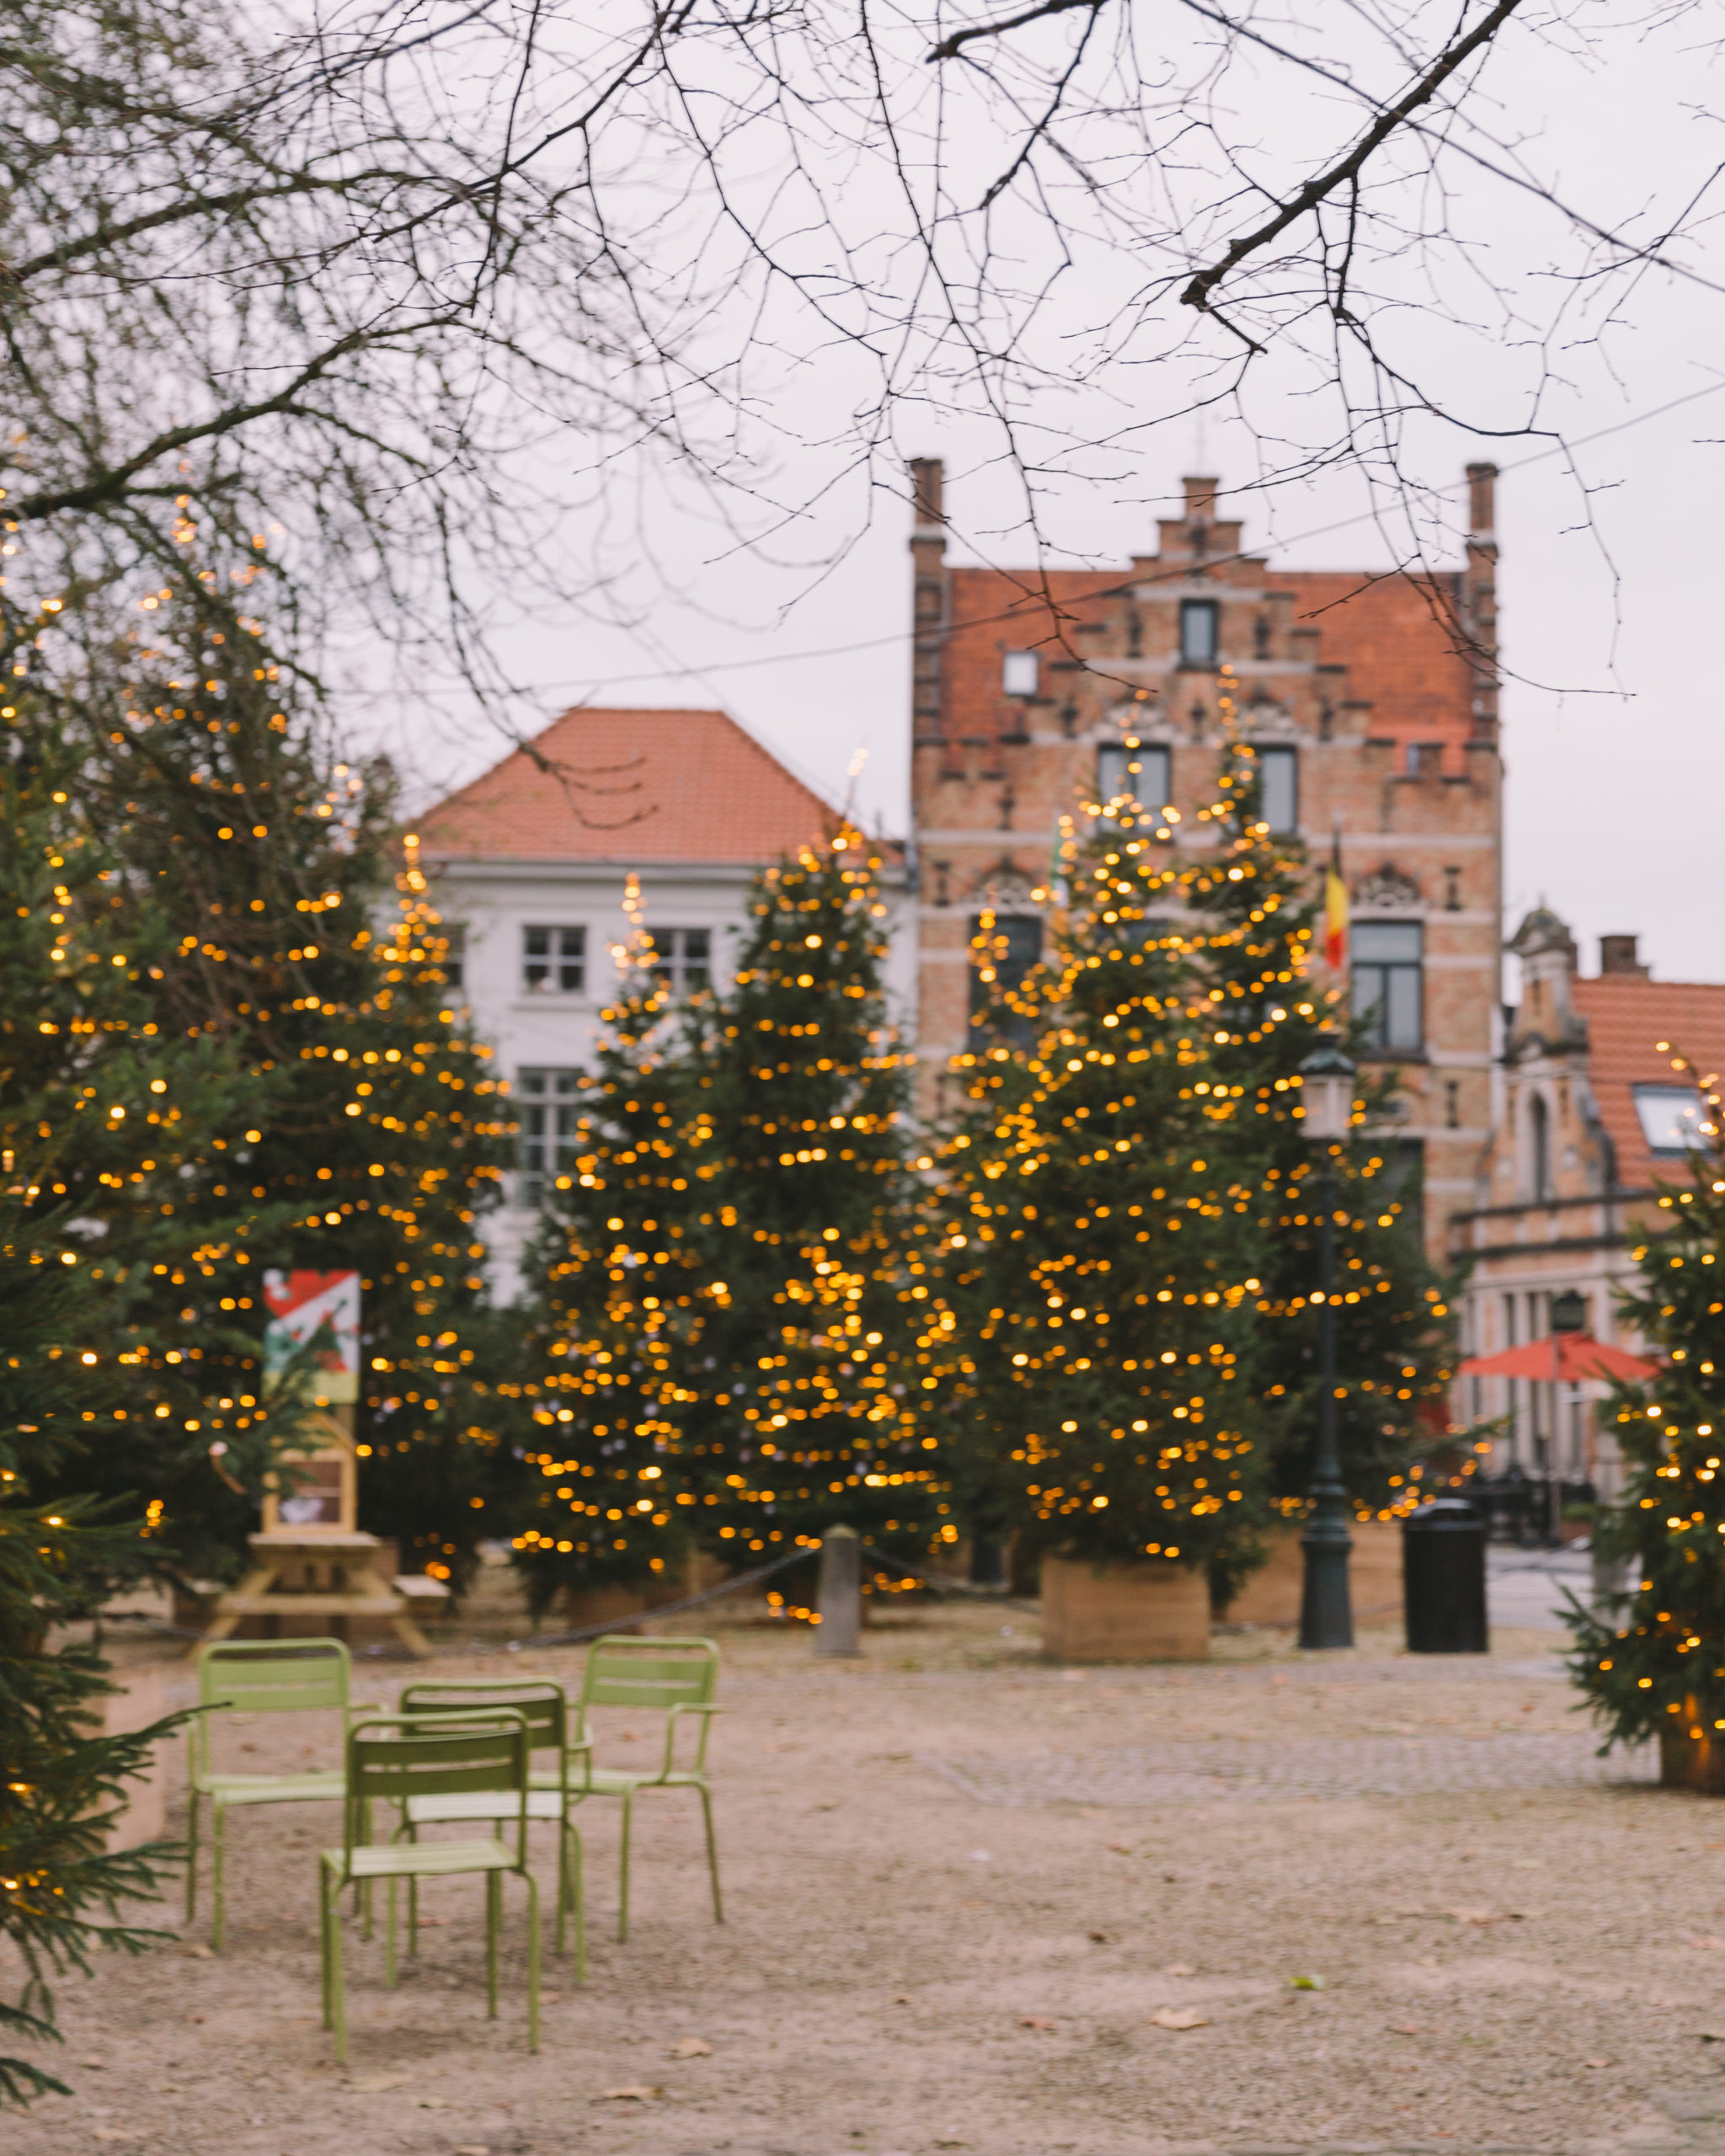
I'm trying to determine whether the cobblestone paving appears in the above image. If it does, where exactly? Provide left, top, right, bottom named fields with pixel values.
left=923, top=1728, right=1658, bottom=1806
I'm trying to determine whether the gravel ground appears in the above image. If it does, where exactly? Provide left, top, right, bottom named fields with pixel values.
left=11, top=1591, right=1725, bottom=2156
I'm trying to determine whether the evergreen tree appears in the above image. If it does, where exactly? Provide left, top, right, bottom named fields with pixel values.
left=1188, top=716, right=1455, bottom=1516
left=510, top=968, right=702, bottom=1616
left=515, top=833, right=950, bottom=1608
left=0, top=1217, right=180, bottom=2105
left=95, top=617, right=522, bottom=1588
left=8, top=574, right=520, bottom=1592
left=0, top=691, right=288, bottom=1579
left=1568, top=1068, right=1725, bottom=1757
left=936, top=799, right=1268, bottom=1581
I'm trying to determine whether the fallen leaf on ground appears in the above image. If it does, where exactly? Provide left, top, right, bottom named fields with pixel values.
left=419, top=2097, right=451, bottom=2110
left=1162, top=1962, right=1196, bottom=1977
left=1701, top=2031, right=1725, bottom=2043
left=180, top=1945, right=213, bottom=1961
left=892, top=1993, right=913, bottom=2004
left=595, top=2086, right=660, bottom=2101
left=350, top=2073, right=411, bottom=2093
left=1150, top=2007, right=1209, bottom=2031
left=669, top=2038, right=713, bottom=2057
left=1584, top=2060, right=1609, bottom=2069
left=1290, top=1975, right=1327, bottom=1991
left=1088, top=1930, right=1111, bottom=1944
left=1020, top=2015, right=1056, bottom=2030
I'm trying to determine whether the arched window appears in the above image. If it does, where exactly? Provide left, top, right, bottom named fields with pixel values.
left=1530, top=1091, right=1551, bottom=1203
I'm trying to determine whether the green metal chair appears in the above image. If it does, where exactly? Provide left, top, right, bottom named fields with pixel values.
left=398, top=1676, right=588, bottom=1977
left=187, top=1636, right=376, bottom=1949
left=319, top=1710, right=541, bottom=2063
left=569, top=1635, right=723, bottom=1941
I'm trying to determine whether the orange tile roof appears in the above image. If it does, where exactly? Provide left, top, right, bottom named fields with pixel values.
left=416, top=707, right=837, bottom=865
left=1573, top=975, right=1725, bottom=1189
left=935, top=565, right=1473, bottom=743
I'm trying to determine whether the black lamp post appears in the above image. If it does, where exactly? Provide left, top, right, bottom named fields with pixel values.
left=1546, top=1288, right=1589, bottom=1546
left=1299, top=1043, right=1358, bottom=1651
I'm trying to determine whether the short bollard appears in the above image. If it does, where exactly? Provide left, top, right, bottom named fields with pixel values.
left=816, top=1524, right=862, bottom=1657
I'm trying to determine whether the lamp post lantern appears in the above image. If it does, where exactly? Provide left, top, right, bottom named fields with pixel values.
left=1298, top=1044, right=1358, bottom=1651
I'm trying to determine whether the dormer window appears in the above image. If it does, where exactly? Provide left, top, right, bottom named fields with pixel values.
left=1002, top=650, right=1039, bottom=696
left=1634, top=1085, right=1706, bottom=1155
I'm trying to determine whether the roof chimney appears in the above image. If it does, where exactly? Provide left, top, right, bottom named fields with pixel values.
left=1599, top=933, right=1649, bottom=979
left=1466, top=461, right=1497, bottom=540
left=910, top=456, right=945, bottom=531
left=1183, top=475, right=1219, bottom=523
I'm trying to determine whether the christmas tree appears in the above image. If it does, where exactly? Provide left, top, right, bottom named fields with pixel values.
left=515, top=833, right=950, bottom=1610
left=1184, top=708, right=1455, bottom=1520
left=0, top=1218, right=181, bottom=2105
left=936, top=785, right=1268, bottom=1582
left=681, top=833, right=948, bottom=1580
left=1568, top=1055, right=1725, bottom=1777
left=510, top=966, right=702, bottom=1616
left=9, top=574, right=520, bottom=1592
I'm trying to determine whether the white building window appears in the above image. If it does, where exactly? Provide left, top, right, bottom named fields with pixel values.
left=517, top=1068, right=581, bottom=1204
left=1001, top=650, right=1039, bottom=696
left=643, top=927, right=712, bottom=995
left=522, top=925, right=585, bottom=995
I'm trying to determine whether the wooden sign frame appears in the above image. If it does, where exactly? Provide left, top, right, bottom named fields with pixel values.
left=261, top=1408, right=358, bottom=1535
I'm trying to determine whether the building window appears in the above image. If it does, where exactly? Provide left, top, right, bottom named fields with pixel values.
left=1001, top=650, right=1039, bottom=696
left=1179, top=600, right=1218, bottom=667
left=516, top=1068, right=580, bottom=1204
left=969, top=914, right=1043, bottom=1051
left=1633, top=1084, right=1706, bottom=1155
left=1096, top=741, right=1171, bottom=816
left=1352, top=921, right=1423, bottom=1052
left=441, top=926, right=466, bottom=990
left=1254, top=745, right=1297, bottom=831
left=1530, top=1092, right=1551, bottom=1202
left=642, top=926, right=712, bottom=995
left=522, top=925, right=585, bottom=995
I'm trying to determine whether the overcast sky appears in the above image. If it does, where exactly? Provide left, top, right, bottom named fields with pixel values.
left=379, top=0, right=1725, bottom=998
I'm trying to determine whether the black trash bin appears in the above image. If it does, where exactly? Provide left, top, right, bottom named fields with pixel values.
left=1402, top=1497, right=1488, bottom=1654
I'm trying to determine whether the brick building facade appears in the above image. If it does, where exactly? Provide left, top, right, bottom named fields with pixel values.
left=907, top=462, right=1503, bottom=1262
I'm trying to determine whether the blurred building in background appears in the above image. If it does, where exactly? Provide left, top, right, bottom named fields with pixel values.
left=419, top=706, right=911, bottom=1295
left=905, top=459, right=1504, bottom=1268
left=1454, top=911, right=1725, bottom=1500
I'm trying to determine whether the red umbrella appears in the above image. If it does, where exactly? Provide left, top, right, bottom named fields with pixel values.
left=1457, top=1333, right=1659, bottom=1385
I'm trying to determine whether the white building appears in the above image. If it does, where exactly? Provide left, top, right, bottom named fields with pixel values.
left=418, top=706, right=915, bottom=1296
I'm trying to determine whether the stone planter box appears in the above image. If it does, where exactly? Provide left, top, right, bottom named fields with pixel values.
left=1660, top=1702, right=1725, bottom=1793
left=1216, top=1518, right=1404, bottom=1627
left=1040, top=1554, right=1210, bottom=1663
